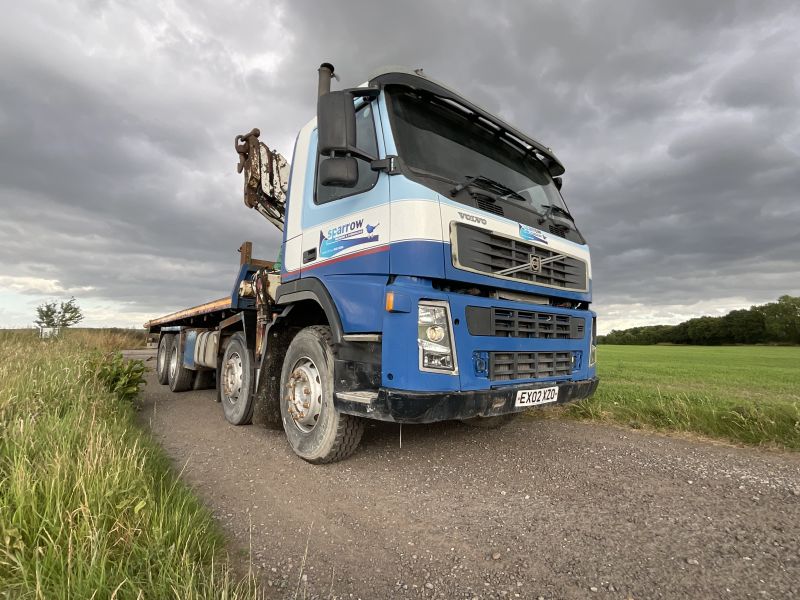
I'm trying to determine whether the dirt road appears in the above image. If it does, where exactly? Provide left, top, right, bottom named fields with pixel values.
left=138, top=370, right=800, bottom=599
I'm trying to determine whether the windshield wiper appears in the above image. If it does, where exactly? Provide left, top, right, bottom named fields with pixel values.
left=540, top=204, right=575, bottom=223
left=407, top=166, right=460, bottom=186
left=450, top=175, right=527, bottom=203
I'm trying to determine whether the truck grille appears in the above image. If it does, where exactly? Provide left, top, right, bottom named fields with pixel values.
left=489, top=351, right=574, bottom=381
left=466, top=306, right=585, bottom=339
left=452, top=223, right=587, bottom=291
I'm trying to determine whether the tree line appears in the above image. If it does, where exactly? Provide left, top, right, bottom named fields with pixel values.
left=599, top=295, right=800, bottom=345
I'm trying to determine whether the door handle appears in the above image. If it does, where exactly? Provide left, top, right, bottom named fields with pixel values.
left=303, top=248, right=317, bottom=263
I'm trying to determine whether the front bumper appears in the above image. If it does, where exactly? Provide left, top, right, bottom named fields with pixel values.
left=335, top=377, right=599, bottom=424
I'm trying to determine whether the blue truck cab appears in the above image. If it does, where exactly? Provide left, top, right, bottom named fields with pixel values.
left=146, top=63, right=598, bottom=463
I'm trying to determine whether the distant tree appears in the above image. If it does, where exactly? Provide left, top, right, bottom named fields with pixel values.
left=722, top=309, right=766, bottom=344
left=598, top=295, right=800, bottom=346
left=757, top=295, right=800, bottom=344
left=35, top=297, right=84, bottom=329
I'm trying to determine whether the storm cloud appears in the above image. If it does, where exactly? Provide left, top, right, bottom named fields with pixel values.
left=0, top=0, right=798, bottom=331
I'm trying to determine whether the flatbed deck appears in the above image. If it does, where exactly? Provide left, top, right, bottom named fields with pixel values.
left=145, top=297, right=232, bottom=330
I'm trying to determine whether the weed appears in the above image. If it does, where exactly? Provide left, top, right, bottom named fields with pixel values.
left=96, top=352, right=147, bottom=404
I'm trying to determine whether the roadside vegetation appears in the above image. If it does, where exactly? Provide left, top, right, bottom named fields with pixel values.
left=0, top=331, right=261, bottom=599
left=6, top=327, right=147, bottom=351
left=567, top=345, right=800, bottom=449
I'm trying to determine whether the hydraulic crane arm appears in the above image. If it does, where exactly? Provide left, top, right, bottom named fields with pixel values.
left=235, top=128, right=290, bottom=232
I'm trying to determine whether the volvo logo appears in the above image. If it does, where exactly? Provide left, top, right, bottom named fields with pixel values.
left=529, top=255, right=542, bottom=273
left=458, top=211, right=487, bottom=225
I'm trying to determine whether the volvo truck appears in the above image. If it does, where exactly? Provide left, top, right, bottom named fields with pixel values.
left=145, top=63, right=598, bottom=463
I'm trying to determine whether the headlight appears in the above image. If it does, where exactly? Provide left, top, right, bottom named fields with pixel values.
left=418, top=302, right=457, bottom=373
left=590, top=316, right=597, bottom=366
left=426, top=325, right=445, bottom=343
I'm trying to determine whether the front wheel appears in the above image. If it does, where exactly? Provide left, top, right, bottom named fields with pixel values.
left=280, top=326, right=364, bottom=463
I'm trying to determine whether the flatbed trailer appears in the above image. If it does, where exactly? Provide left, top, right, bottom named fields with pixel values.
left=146, top=62, right=598, bottom=463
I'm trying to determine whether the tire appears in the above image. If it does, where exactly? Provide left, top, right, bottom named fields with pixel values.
left=219, top=332, right=254, bottom=425
left=460, top=413, right=520, bottom=429
left=156, top=334, right=174, bottom=385
left=279, top=325, right=364, bottom=464
left=193, top=369, right=215, bottom=390
left=168, top=335, right=195, bottom=392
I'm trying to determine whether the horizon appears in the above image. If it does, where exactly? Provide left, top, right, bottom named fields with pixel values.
left=1, top=1, right=799, bottom=334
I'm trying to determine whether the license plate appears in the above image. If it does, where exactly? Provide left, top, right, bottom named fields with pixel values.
left=515, top=386, right=559, bottom=407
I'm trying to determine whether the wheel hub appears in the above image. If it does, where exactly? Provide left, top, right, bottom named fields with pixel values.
left=222, top=352, right=243, bottom=403
left=285, top=358, right=322, bottom=433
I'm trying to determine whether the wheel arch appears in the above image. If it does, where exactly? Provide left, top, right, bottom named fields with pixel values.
left=250, top=279, right=340, bottom=430
left=274, top=277, right=344, bottom=344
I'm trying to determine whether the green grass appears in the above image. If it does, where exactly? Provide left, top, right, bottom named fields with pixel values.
left=0, top=332, right=262, bottom=599
left=566, top=345, right=800, bottom=449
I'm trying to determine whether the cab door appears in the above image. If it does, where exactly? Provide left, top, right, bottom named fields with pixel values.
left=299, top=98, right=391, bottom=332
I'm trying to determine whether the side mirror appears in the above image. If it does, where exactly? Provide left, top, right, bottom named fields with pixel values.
left=318, top=91, right=357, bottom=157
left=319, top=156, right=358, bottom=188
left=553, top=176, right=563, bottom=191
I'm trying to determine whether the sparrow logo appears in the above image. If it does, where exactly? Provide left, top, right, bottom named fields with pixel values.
left=318, top=219, right=380, bottom=259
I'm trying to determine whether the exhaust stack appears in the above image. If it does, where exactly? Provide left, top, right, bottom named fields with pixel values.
left=317, top=62, right=335, bottom=98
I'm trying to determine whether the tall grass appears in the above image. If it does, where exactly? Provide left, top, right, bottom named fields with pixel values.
left=65, top=328, right=148, bottom=352
left=566, top=345, right=800, bottom=449
left=2, top=327, right=148, bottom=352
left=0, top=333, right=263, bottom=598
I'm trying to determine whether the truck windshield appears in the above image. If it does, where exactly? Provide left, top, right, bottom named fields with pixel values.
left=386, top=87, right=584, bottom=243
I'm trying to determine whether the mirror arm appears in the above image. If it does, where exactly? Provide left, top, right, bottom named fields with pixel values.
left=327, top=147, right=377, bottom=163
left=370, top=155, right=400, bottom=174
left=344, top=86, right=380, bottom=100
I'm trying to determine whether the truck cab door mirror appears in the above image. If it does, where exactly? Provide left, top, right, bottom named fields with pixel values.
left=553, top=176, right=563, bottom=191
left=318, top=91, right=357, bottom=157
left=319, top=156, right=358, bottom=188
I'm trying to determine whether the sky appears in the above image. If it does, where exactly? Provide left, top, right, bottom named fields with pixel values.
left=0, top=0, right=798, bottom=333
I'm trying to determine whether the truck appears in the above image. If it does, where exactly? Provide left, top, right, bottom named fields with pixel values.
left=145, top=62, right=599, bottom=463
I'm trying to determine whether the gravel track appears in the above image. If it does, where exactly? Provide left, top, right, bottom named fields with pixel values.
left=138, top=369, right=800, bottom=599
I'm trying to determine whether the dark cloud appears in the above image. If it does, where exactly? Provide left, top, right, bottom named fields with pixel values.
left=0, top=0, right=798, bottom=330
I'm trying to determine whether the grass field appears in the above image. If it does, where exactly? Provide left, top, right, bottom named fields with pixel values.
left=566, top=345, right=800, bottom=449
left=0, top=331, right=261, bottom=599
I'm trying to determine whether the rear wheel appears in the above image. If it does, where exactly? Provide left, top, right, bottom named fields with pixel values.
left=220, top=332, right=254, bottom=425
left=279, top=326, right=364, bottom=463
left=156, top=334, right=174, bottom=385
left=168, top=336, right=195, bottom=392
